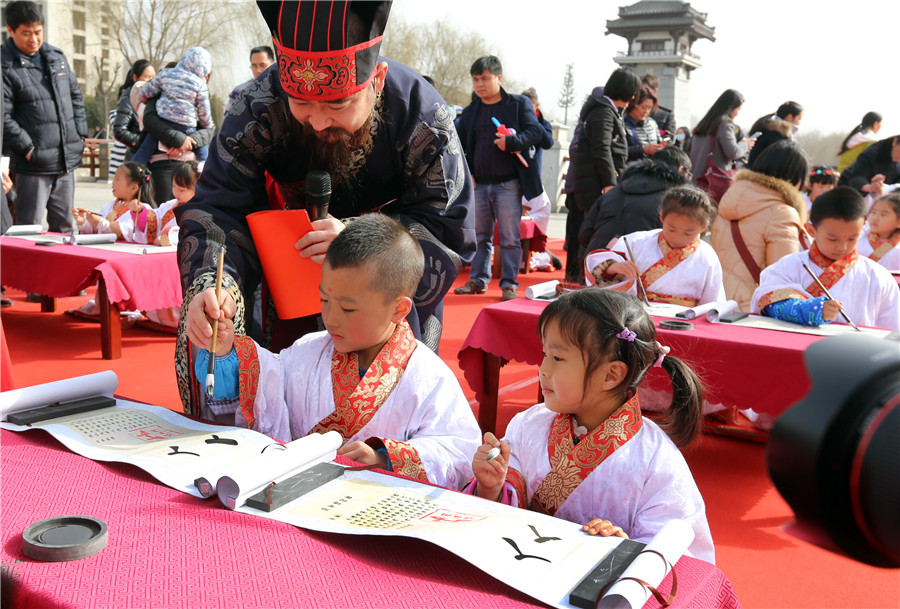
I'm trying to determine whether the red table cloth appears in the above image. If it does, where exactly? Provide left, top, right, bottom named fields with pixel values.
left=458, top=298, right=823, bottom=418
left=0, top=236, right=182, bottom=311
left=493, top=218, right=548, bottom=253
left=1, top=429, right=739, bottom=609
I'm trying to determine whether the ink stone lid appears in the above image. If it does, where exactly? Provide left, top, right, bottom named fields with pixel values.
left=22, top=515, right=108, bottom=562
left=659, top=320, right=693, bottom=331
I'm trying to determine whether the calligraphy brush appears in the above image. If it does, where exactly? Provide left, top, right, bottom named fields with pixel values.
left=801, top=263, right=861, bottom=332
left=206, top=246, right=227, bottom=395
left=621, top=236, right=650, bottom=306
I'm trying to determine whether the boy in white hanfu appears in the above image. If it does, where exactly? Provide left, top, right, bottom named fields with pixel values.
left=194, top=214, right=481, bottom=489
left=752, top=187, right=900, bottom=331
left=583, top=185, right=725, bottom=306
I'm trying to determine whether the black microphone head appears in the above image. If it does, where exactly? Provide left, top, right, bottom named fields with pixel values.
left=305, top=170, right=331, bottom=198
left=305, top=170, right=331, bottom=221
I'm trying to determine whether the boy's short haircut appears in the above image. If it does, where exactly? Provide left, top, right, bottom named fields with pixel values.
left=325, top=214, right=424, bottom=300
left=661, top=185, right=716, bottom=227
left=809, top=186, right=867, bottom=226
left=5, top=1, right=42, bottom=29
left=470, top=56, right=502, bottom=77
left=651, top=146, right=692, bottom=173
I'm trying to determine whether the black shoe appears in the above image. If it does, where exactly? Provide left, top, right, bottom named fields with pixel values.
left=26, top=292, right=42, bottom=303
left=454, top=280, right=487, bottom=295
left=1, top=298, right=12, bottom=308
left=501, top=287, right=518, bottom=301
left=548, top=252, right=562, bottom=270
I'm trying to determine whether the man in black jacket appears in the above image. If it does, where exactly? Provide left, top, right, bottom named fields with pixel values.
left=2, top=1, right=86, bottom=234
left=454, top=56, right=543, bottom=301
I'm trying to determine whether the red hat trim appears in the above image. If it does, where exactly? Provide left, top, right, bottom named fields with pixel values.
left=274, top=35, right=382, bottom=101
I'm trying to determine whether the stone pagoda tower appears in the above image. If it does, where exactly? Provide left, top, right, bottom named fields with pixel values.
left=606, top=1, right=715, bottom=129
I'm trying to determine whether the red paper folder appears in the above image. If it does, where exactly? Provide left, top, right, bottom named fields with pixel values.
left=246, top=209, right=322, bottom=319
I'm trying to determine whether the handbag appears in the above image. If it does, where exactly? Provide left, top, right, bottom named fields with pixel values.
left=695, top=135, right=735, bottom=203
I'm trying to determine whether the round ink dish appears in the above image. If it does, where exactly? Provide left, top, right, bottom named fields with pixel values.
left=22, top=515, right=108, bottom=562
left=659, top=320, right=694, bottom=331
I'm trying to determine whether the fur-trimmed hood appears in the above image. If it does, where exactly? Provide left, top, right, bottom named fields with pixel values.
left=751, top=116, right=795, bottom=139
left=717, top=169, right=807, bottom=223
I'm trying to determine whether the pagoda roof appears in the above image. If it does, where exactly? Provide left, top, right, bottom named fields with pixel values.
left=606, top=1, right=716, bottom=41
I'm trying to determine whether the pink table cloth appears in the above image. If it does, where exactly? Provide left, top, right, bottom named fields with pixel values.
left=0, top=236, right=182, bottom=311
left=1, top=428, right=739, bottom=609
left=458, top=298, right=823, bottom=418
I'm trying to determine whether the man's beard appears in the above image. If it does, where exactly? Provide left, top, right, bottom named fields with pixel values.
left=298, top=110, right=376, bottom=185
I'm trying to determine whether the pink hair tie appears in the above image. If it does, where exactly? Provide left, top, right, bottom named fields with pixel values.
left=653, top=342, right=671, bottom=367
left=616, top=327, right=637, bottom=342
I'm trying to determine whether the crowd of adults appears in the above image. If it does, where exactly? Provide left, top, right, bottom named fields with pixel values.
left=563, top=67, right=897, bottom=312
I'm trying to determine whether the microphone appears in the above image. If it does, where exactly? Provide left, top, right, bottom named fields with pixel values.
left=305, top=170, right=331, bottom=222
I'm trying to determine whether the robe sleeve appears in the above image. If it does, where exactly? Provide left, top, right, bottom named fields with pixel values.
left=763, top=297, right=829, bottom=326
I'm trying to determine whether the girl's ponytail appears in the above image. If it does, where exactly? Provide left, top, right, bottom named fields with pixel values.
left=135, top=165, right=156, bottom=208
left=657, top=354, right=703, bottom=447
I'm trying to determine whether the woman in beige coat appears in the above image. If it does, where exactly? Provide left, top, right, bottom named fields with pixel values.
left=711, top=140, right=811, bottom=311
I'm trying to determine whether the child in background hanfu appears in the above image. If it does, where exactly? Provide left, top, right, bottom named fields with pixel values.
left=194, top=214, right=481, bottom=489
left=153, top=160, right=200, bottom=247
left=752, top=187, right=900, bottom=331
left=583, top=186, right=726, bottom=307
left=72, top=162, right=157, bottom=243
left=859, top=192, right=900, bottom=271
left=467, top=289, right=715, bottom=563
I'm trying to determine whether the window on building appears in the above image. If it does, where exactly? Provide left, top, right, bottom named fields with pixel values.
left=73, top=11, right=86, bottom=30
left=640, top=40, right=667, bottom=52
left=74, top=36, right=86, bottom=55
left=74, top=59, right=86, bottom=80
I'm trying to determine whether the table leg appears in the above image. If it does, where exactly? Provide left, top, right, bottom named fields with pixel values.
left=479, top=352, right=502, bottom=434
left=40, top=296, right=57, bottom=312
left=520, top=237, right=531, bottom=274
left=96, top=279, right=121, bottom=360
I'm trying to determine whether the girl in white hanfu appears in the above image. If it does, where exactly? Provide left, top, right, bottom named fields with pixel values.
left=583, top=186, right=725, bottom=307
left=467, top=289, right=715, bottom=563
left=73, top=162, right=157, bottom=243
left=153, top=160, right=200, bottom=247
left=858, top=192, right=900, bottom=271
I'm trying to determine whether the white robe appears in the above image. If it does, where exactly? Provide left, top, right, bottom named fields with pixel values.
left=246, top=331, right=482, bottom=490
left=154, top=199, right=181, bottom=245
left=751, top=250, right=900, bottom=331
left=858, top=224, right=900, bottom=272
left=78, top=199, right=154, bottom=244
left=503, top=404, right=715, bottom=563
left=584, top=229, right=726, bottom=306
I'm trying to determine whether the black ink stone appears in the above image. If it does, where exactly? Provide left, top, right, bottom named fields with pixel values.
left=22, top=516, right=108, bottom=562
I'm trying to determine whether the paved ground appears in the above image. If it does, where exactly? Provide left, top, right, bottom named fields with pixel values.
left=71, top=170, right=569, bottom=240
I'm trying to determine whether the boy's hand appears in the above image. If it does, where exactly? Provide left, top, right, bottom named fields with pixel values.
left=213, top=316, right=236, bottom=357
left=472, top=432, right=510, bottom=501
left=822, top=299, right=843, bottom=322
left=582, top=518, right=628, bottom=538
left=186, top=288, right=237, bottom=351
left=295, top=217, right=345, bottom=264
left=338, top=441, right=388, bottom=467
left=606, top=260, right=640, bottom=281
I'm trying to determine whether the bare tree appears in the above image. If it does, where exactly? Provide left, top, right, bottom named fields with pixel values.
left=97, top=0, right=261, bottom=69
left=381, top=17, right=501, bottom=107
left=92, top=56, right=121, bottom=139
left=557, top=64, right=576, bottom=125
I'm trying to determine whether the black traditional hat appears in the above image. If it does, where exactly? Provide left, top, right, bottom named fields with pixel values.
left=256, top=1, right=392, bottom=101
